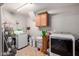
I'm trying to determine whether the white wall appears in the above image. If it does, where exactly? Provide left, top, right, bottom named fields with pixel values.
left=52, top=6, right=79, bottom=36
left=25, top=4, right=79, bottom=37
left=1, top=8, right=27, bottom=32
left=2, top=4, right=79, bottom=38
left=26, top=12, right=40, bottom=36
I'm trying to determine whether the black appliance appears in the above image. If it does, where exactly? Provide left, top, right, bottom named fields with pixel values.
left=51, top=38, right=73, bottom=56
left=75, top=39, right=79, bottom=56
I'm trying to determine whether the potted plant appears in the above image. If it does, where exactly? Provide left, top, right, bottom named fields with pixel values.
left=41, top=30, right=48, bottom=54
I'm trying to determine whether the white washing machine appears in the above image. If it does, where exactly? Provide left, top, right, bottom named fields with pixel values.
left=16, top=33, right=28, bottom=49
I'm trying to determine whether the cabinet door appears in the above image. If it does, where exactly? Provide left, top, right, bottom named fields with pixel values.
left=41, top=13, right=48, bottom=26
left=36, top=15, right=41, bottom=27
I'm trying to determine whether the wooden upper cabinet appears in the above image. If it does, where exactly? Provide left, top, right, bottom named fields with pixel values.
left=41, top=13, right=48, bottom=26
left=36, top=15, right=41, bottom=27
left=36, top=12, right=48, bottom=27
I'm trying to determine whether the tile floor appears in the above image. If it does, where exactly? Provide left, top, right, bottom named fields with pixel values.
left=16, top=46, right=46, bottom=56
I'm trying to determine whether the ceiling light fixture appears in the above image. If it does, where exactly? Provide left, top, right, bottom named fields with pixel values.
left=17, top=3, right=33, bottom=12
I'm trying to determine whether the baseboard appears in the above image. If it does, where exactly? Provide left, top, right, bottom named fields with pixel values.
left=17, top=44, right=29, bottom=50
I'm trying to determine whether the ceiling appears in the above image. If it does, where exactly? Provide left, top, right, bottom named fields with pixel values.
left=2, top=3, right=79, bottom=15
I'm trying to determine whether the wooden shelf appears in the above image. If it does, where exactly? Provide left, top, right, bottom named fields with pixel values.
left=36, top=12, right=48, bottom=27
